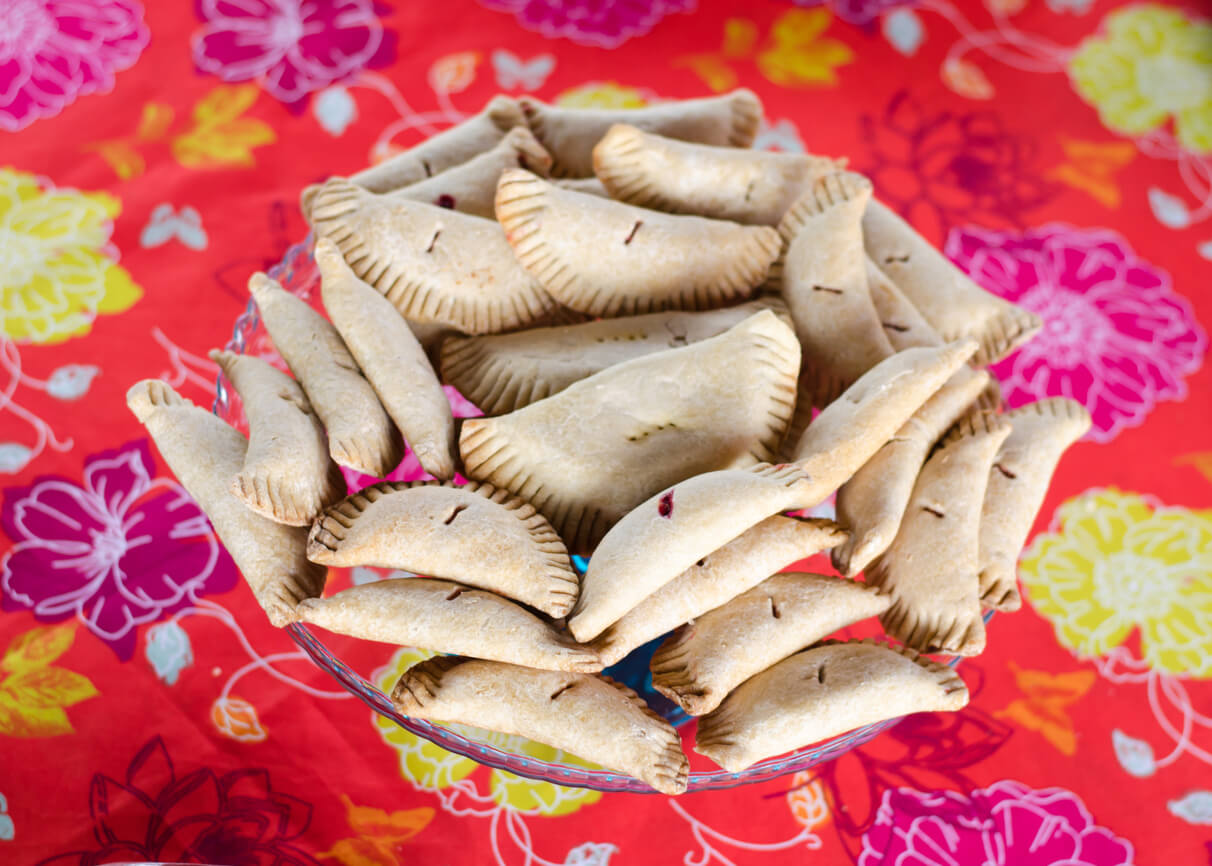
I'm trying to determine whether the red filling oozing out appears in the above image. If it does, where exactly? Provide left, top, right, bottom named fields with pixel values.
left=658, top=490, right=674, bottom=518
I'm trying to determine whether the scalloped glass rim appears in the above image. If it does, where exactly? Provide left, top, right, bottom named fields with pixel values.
left=214, top=236, right=984, bottom=794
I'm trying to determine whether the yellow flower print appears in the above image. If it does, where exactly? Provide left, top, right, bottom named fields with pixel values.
left=372, top=649, right=602, bottom=815
left=0, top=168, right=141, bottom=345
left=1069, top=5, right=1212, bottom=153
left=1019, top=489, right=1212, bottom=677
left=556, top=82, right=648, bottom=109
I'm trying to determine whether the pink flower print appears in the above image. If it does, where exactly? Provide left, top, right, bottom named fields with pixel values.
left=191, top=0, right=394, bottom=108
left=0, top=0, right=149, bottom=132
left=791, top=0, right=915, bottom=27
left=946, top=224, right=1207, bottom=442
left=479, top=0, right=695, bottom=50
left=1, top=440, right=238, bottom=661
left=859, top=781, right=1134, bottom=866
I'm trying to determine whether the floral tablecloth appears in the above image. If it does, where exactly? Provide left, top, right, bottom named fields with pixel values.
left=2, top=0, right=1211, bottom=863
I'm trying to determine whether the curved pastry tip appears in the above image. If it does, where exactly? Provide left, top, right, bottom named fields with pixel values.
left=126, top=378, right=186, bottom=422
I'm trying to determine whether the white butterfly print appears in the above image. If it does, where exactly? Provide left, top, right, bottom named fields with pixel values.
left=140, top=203, right=209, bottom=250
left=492, top=50, right=555, bottom=92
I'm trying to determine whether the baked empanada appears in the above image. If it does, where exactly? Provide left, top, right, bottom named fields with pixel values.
left=495, top=169, right=781, bottom=317
left=568, top=463, right=819, bottom=642
left=126, top=380, right=326, bottom=625
left=594, top=516, right=847, bottom=666
left=459, top=311, right=800, bottom=551
left=310, top=178, right=556, bottom=334
left=789, top=339, right=979, bottom=492
left=554, top=176, right=610, bottom=197
left=979, top=398, right=1090, bottom=611
left=832, top=367, right=990, bottom=577
left=210, top=350, right=345, bottom=526
left=520, top=89, right=761, bottom=178
left=392, top=657, right=689, bottom=794
left=316, top=238, right=456, bottom=480
left=863, top=200, right=1041, bottom=365
left=778, top=172, right=893, bottom=406
left=865, top=256, right=940, bottom=351
left=440, top=298, right=788, bottom=415
left=249, top=272, right=402, bottom=477
left=695, top=640, right=968, bottom=772
left=651, top=573, right=890, bottom=715
left=592, top=124, right=840, bottom=225
left=296, top=578, right=600, bottom=672
left=868, top=412, right=1011, bottom=656
left=307, top=480, right=578, bottom=617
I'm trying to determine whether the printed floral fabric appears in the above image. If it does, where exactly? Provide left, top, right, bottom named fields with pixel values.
left=2, top=0, right=1210, bottom=864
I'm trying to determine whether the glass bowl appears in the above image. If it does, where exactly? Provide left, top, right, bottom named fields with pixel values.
left=214, top=237, right=976, bottom=794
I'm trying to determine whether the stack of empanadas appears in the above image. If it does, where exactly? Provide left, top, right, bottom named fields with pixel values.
left=127, top=90, right=1087, bottom=794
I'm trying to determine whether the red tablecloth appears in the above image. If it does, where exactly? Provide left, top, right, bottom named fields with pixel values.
left=2, top=1, right=1211, bottom=863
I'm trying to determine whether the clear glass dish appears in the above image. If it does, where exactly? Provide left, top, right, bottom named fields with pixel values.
left=214, top=237, right=975, bottom=794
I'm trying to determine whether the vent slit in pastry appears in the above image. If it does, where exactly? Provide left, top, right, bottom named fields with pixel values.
left=127, top=380, right=326, bottom=625
left=694, top=639, right=968, bottom=772
left=495, top=169, right=781, bottom=317
left=867, top=411, right=1012, bottom=656
left=296, top=578, right=599, bottom=672
left=306, top=480, right=578, bottom=617
left=311, top=179, right=556, bottom=334
left=979, top=398, right=1091, bottom=611
left=650, top=572, right=890, bottom=715
left=210, top=350, right=344, bottom=526
left=520, top=89, right=761, bottom=178
left=391, top=657, right=689, bottom=794
left=315, top=238, right=456, bottom=480
left=458, top=311, right=800, bottom=552
left=862, top=200, right=1041, bottom=365
left=248, top=272, right=402, bottom=477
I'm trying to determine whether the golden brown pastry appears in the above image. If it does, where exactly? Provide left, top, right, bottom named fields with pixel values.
left=868, top=412, right=1012, bottom=655
left=496, top=168, right=781, bottom=317
left=307, top=480, right=578, bottom=618
left=695, top=640, right=968, bottom=771
left=209, top=350, right=345, bottom=526
left=315, top=238, right=456, bottom=479
left=439, top=297, right=788, bottom=415
left=458, top=311, right=800, bottom=551
left=520, top=89, right=761, bottom=177
left=593, top=124, right=840, bottom=225
left=392, top=656, right=689, bottom=794
left=594, top=516, right=847, bottom=666
left=651, top=573, right=891, bottom=715
left=126, top=380, right=326, bottom=625
left=979, top=398, right=1090, bottom=611
left=310, top=178, right=556, bottom=334
left=248, top=272, right=402, bottom=477
left=296, top=578, right=600, bottom=671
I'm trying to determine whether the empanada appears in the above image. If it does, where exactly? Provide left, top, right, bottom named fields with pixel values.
left=210, top=350, right=345, bottom=526
left=126, top=380, right=325, bottom=625
left=864, top=256, right=940, bottom=351
left=459, top=311, right=800, bottom=551
left=778, top=172, right=893, bottom=406
left=594, top=516, right=847, bottom=666
left=520, top=89, right=761, bottom=178
left=392, top=657, right=689, bottom=794
left=863, top=200, right=1041, bottom=365
left=868, top=412, right=1011, bottom=655
left=248, top=272, right=402, bottom=477
left=316, top=238, right=456, bottom=480
left=832, top=367, right=990, bottom=576
left=789, top=339, right=979, bottom=491
left=695, top=640, right=968, bottom=772
left=979, top=398, right=1090, bottom=611
left=554, top=176, right=610, bottom=197
left=310, top=178, right=556, bottom=334
left=568, top=463, right=819, bottom=642
left=651, top=573, right=890, bottom=715
left=593, top=124, right=840, bottom=226
left=440, top=298, right=788, bottom=415
left=495, top=168, right=781, bottom=317
left=307, top=480, right=578, bottom=617
left=296, top=578, right=600, bottom=672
